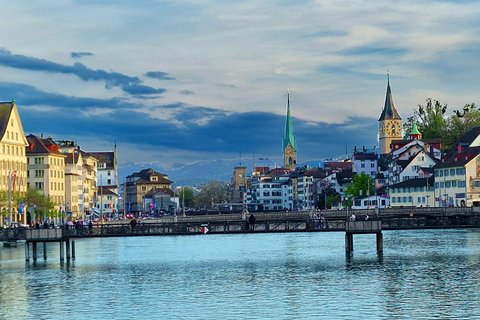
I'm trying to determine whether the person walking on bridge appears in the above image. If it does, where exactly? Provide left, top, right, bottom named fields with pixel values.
left=248, top=213, right=256, bottom=231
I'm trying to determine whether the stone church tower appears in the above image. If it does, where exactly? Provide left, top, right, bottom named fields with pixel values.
left=283, top=89, right=297, bottom=170
left=378, top=76, right=402, bottom=155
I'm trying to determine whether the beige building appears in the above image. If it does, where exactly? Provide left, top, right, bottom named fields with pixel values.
left=125, top=169, right=173, bottom=213
left=26, top=135, right=67, bottom=220
left=0, top=101, right=28, bottom=226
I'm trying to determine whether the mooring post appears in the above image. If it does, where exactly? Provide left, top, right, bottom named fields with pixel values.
left=59, top=241, right=64, bottom=261
left=376, top=232, right=383, bottom=251
left=66, top=239, right=71, bottom=260
left=25, top=242, right=30, bottom=261
left=71, top=240, right=76, bottom=259
left=43, top=242, right=47, bottom=260
left=32, top=242, right=37, bottom=261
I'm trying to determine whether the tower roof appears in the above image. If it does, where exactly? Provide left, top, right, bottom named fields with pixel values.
left=409, top=121, right=421, bottom=135
left=283, top=90, right=296, bottom=151
left=378, top=78, right=401, bottom=121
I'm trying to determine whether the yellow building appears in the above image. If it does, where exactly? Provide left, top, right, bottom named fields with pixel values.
left=26, top=135, right=66, bottom=222
left=0, top=100, right=28, bottom=226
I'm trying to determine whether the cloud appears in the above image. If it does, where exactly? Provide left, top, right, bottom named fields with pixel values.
left=179, top=90, right=194, bottom=95
left=145, top=71, right=176, bottom=80
left=71, top=52, right=93, bottom=59
left=0, top=48, right=165, bottom=96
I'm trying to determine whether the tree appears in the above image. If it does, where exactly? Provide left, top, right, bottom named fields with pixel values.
left=403, top=98, right=448, bottom=143
left=24, top=188, right=60, bottom=221
left=446, top=103, right=480, bottom=149
left=316, top=185, right=339, bottom=210
left=194, top=181, right=229, bottom=208
left=178, top=187, right=195, bottom=208
left=343, top=173, right=375, bottom=207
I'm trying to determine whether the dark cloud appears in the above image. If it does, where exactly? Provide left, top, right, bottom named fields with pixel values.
left=179, top=90, right=194, bottom=95
left=0, top=48, right=165, bottom=96
left=4, top=80, right=377, bottom=163
left=121, top=84, right=166, bottom=96
left=71, top=52, right=93, bottom=59
left=145, top=71, right=176, bottom=80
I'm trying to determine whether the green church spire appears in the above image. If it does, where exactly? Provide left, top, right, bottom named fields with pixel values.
left=283, top=88, right=296, bottom=151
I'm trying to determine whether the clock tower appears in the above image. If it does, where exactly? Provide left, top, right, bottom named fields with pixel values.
left=378, top=76, right=402, bottom=155
left=283, top=89, right=297, bottom=170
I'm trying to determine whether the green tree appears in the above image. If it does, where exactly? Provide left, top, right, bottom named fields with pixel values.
left=445, top=103, right=480, bottom=148
left=403, top=98, right=448, bottom=143
left=194, top=181, right=229, bottom=208
left=343, top=173, right=375, bottom=207
left=178, top=187, right=195, bottom=208
left=316, top=185, right=339, bottom=210
left=24, top=188, right=60, bottom=221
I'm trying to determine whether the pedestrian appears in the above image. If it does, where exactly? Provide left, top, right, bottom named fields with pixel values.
left=365, top=214, right=369, bottom=221
left=313, top=212, right=319, bottom=229
left=248, top=213, right=256, bottom=231
left=320, top=214, right=326, bottom=229
left=350, top=214, right=356, bottom=222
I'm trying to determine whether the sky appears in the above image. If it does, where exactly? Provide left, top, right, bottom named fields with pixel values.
left=1, top=0, right=480, bottom=169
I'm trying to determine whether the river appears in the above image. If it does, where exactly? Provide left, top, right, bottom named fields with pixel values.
left=0, top=229, right=479, bottom=319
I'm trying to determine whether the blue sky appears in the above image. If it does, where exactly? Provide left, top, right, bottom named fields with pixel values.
left=1, top=0, right=479, bottom=168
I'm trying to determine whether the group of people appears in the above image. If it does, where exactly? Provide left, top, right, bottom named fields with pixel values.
left=349, top=213, right=370, bottom=221
left=65, top=219, right=94, bottom=229
left=313, top=212, right=326, bottom=229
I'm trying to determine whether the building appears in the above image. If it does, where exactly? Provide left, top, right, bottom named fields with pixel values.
left=26, top=135, right=67, bottom=221
left=125, top=168, right=174, bottom=214
left=142, top=188, right=176, bottom=214
left=378, top=77, right=402, bottom=155
left=230, top=166, right=248, bottom=211
left=249, top=168, right=292, bottom=211
left=96, top=186, right=119, bottom=218
left=352, top=147, right=378, bottom=180
left=283, top=89, right=297, bottom=171
left=388, top=177, right=435, bottom=207
left=0, top=100, right=28, bottom=226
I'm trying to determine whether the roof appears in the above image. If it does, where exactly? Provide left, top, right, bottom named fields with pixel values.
left=434, top=146, right=480, bottom=169
left=0, top=101, right=14, bottom=140
left=388, top=176, right=434, bottom=189
left=353, top=152, right=377, bottom=161
left=26, top=134, right=64, bottom=155
left=378, top=79, right=402, bottom=121
left=457, top=126, right=480, bottom=146
left=143, top=187, right=174, bottom=197
left=283, top=90, right=296, bottom=151
left=409, top=122, right=421, bottom=136
left=97, top=186, right=119, bottom=196
left=84, top=151, right=115, bottom=169
left=127, top=168, right=173, bottom=184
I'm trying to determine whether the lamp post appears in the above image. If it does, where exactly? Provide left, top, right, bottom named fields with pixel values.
left=182, top=187, right=186, bottom=217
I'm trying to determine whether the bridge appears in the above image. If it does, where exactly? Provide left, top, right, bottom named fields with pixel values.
left=2, top=207, right=479, bottom=261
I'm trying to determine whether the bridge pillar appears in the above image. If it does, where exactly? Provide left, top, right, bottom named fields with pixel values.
left=345, top=233, right=354, bottom=252
left=376, top=232, right=383, bottom=251
left=32, top=242, right=37, bottom=261
left=43, top=242, right=47, bottom=260
left=25, top=242, right=30, bottom=261
left=66, top=239, right=71, bottom=260
left=72, top=240, right=76, bottom=259
left=59, top=241, right=64, bottom=261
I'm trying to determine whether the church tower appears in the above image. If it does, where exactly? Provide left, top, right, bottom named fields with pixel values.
left=378, top=75, right=402, bottom=155
left=283, top=89, right=297, bottom=170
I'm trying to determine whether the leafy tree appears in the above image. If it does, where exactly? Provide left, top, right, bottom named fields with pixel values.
left=178, top=187, right=195, bottom=208
left=194, top=181, right=229, bottom=208
left=343, top=173, right=375, bottom=207
left=403, top=98, right=448, bottom=143
left=24, top=188, right=60, bottom=221
left=446, top=103, right=480, bottom=148
left=316, top=185, right=339, bottom=210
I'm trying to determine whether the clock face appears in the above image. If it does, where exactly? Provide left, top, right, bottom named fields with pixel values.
left=385, top=121, right=401, bottom=136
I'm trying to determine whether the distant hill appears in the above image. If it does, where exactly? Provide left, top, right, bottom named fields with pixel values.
left=117, top=157, right=328, bottom=187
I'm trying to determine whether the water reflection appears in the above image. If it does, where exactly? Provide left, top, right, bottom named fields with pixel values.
left=0, top=230, right=479, bottom=319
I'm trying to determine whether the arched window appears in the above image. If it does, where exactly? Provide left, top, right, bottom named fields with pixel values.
left=289, top=157, right=293, bottom=165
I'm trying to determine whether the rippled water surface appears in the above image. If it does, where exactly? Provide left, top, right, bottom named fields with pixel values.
left=1, top=229, right=480, bottom=319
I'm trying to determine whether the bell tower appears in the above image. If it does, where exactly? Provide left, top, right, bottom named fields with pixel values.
left=379, top=74, right=402, bottom=155
left=283, top=88, right=297, bottom=170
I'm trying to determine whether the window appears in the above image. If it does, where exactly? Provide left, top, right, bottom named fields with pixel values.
left=459, top=181, right=466, bottom=188
left=452, top=181, right=457, bottom=188
left=361, top=163, right=365, bottom=168
left=450, top=169, right=455, bottom=176
left=418, top=197, right=421, bottom=203
left=371, top=163, right=375, bottom=168
left=444, top=169, right=449, bottom=177
left=439, top=171, right=443, bottom=177
left=445, top=181, right=451, bottom=188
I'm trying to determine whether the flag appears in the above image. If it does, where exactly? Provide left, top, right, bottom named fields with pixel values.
left=18, top=200, right=24, bottom=215
left=128, top=202, right=131, bottom=210
left=109, top=201, right=113, bottom=209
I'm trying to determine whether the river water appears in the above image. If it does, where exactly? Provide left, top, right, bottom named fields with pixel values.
left=1, top=229, right=480, bottom=320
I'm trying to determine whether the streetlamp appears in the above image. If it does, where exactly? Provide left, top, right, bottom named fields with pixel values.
left=182, top=187, right=186, bottom=217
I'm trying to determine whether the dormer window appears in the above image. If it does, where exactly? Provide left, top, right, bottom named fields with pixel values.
left=151, top=177, right=158, bottom=181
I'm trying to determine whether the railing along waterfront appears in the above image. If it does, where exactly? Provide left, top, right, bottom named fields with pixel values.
left=1, top=208, right=480, bottom=242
